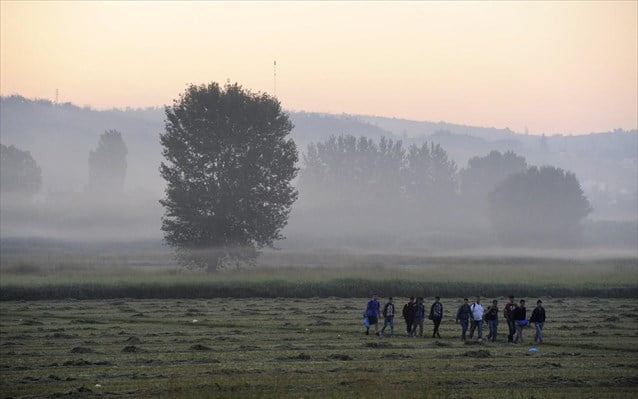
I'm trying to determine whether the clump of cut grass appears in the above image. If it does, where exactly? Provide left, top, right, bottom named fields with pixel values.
left=464, top=350, right=491, bottom=358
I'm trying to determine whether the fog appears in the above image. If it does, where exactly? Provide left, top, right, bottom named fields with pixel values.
left=1, top=96, right=636, bottom=259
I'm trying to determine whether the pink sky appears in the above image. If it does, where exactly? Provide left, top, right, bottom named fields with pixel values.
left=1, top=1, right=636, bottom=135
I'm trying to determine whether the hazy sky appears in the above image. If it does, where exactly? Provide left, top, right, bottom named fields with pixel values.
left=1, top=1, right=636, bottom=135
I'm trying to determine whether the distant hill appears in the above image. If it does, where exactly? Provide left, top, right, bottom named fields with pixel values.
left=1, top=95, right=636, bottom=220
left=358, top=114, right=521, bottom=141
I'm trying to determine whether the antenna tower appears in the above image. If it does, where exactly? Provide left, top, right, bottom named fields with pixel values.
left=273, top=60, right=277, bottom=97
left=55, top=89, right=59, bottom=104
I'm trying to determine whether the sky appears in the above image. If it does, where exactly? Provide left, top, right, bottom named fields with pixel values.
left=1, top=1, right=636, bottom=135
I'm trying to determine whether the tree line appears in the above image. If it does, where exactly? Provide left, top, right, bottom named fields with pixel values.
left=1, top=129, right=127, bottom=200
left=1, top=82, right=593, bottom=270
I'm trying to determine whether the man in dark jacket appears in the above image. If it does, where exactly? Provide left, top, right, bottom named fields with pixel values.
left=485, top=299, right=499, bottom=342
left=529, top=299, right=546, bottom=343
left=429, top=296, right=443, bottom=338
left=402, top=297, right=415, bottom=337
left=411, top=297, right=426, bottom=338
left=513, top=299, right=527, bottom=344
left=503, top=295, right=518, bottom=343
left=455, top=298, right=472, bottom=341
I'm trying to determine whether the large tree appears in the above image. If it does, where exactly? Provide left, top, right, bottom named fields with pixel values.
left=0, top=143, right=42, bottom=200
left=88, top=129, right=128, bottom=192
left=459, top=150, right=527, bottom=224
left=160, top=82, right=298, bottom=271
left=487, top=165, right=592, bottom=246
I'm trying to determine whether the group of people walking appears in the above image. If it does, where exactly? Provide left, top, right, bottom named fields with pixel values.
left=364, top=295, right=546, bottom=344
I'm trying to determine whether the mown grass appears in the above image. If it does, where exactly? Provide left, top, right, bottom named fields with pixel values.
left=1, top=297, right=637, bottom=398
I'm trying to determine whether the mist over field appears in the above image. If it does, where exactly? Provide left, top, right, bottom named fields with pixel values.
left=0, top=95, right=636, bottom=258
left=2, top=2, right=638, bottom=398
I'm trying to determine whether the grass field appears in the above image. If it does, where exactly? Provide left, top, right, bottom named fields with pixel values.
left=1, top=297, right=637, bottom=398
left=1, top=254, right=637, bottom=299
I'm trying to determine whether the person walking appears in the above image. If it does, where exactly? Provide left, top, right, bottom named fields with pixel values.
left=485, top=299, right=499, bottom=342
left=380, top=297, right=396, bottom=337
left=503, top=295, right=518, bottom=344
left=364, top=295, right=381, bottom=336
left=455, top=298, right=472, bottom=341
left=411, top=297, right=426, bottom=338
left=402, top=297, right=416, bottom=337
left=529, top=299, right=546, bottom=343
left=513, top=299, right=527, bottom=344
left=469, top=296, right=484, bottom=341
left=429, top=296, right=443, bottom=338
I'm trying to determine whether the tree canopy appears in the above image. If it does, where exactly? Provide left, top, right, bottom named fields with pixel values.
left=159, top=82, right=298, bottom=270
left=88, top=130, right=128, bottom=192
left=0, top=143, right=42, bottom=200
left=460, top=150, right=527, bottom=199
left=488, top=165, right=592, bottom=246
left=296, top=135, right=458, bottom=244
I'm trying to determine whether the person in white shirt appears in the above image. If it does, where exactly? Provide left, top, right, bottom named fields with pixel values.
left=468, top=296, right=485, bottom=341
